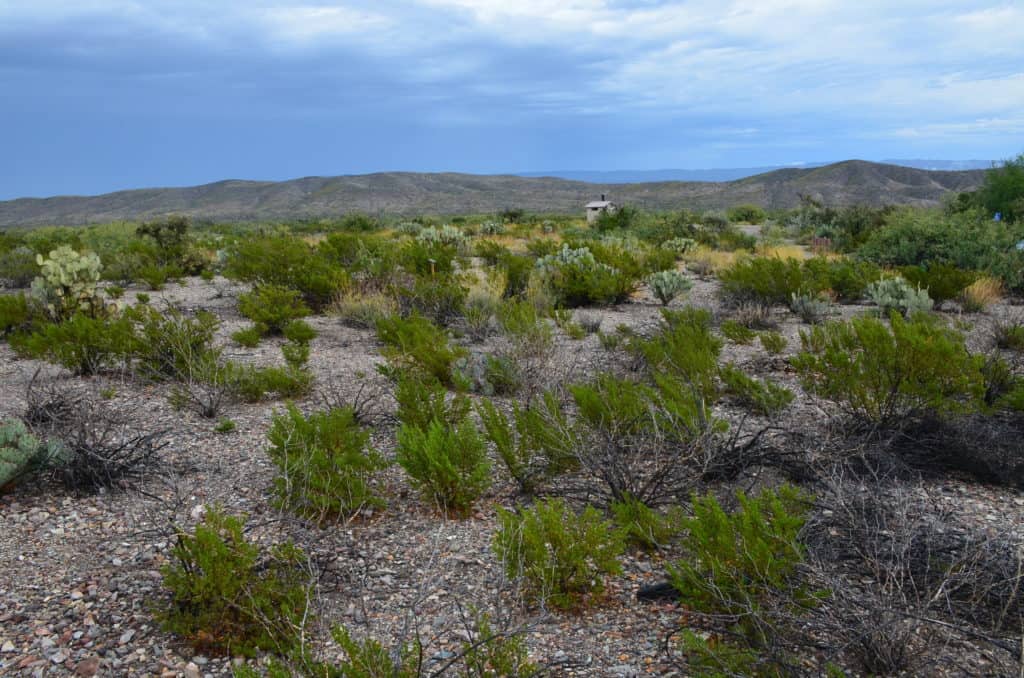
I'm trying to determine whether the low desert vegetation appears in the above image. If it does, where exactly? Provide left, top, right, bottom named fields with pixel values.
left=2, top=171, right=1024, bottom=675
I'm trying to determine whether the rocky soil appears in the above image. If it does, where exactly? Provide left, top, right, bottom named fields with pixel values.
left=1, top=275, right=1022, bottom=677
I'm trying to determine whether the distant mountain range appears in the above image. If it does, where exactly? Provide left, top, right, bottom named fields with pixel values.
left=519, top=159, right=993, bottom=183
left=0, top=160, right=988, bottom=228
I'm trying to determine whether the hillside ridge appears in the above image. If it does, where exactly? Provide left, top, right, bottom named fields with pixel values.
left=0, top=160, right=986, bottom=227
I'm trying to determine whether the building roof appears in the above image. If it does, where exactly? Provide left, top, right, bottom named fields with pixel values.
left=585, top=200, right=614, bottom=208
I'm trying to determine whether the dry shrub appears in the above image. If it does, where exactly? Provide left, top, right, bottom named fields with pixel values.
left=756, top=244, right=806, bottom=260
left=682, top=246, right=739, bottom=276
left=960, top=276, right=1003, bottom=313
left=330, top=289, right=398, bottom=329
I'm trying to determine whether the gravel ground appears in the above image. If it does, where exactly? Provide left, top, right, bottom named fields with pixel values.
left=1, top=275, right=1022, bottom=677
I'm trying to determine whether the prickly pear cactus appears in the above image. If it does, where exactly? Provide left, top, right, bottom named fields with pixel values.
left=0, top=418, right=60, bottom=490
left=866, top=276, right=933, bottom=317
left=646, top=269, right=693, bottom=306
left=30, top=246, right=110, bottom=320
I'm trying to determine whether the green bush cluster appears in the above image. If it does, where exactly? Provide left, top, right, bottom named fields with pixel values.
left=224, top=235, right=347, bottom=311
left=267, top=404, right=387, bottom=523
left=669, top=485, right=817, bottom=672
left=793, top=312, right=985, bottom=425
left=159, top=507, right=311, bottom=656
left=394, top=378, right=490, bottom=515
left=719, top=364, right=795, bottom=416
left=535, top=244, right=636, bottom=307
left=720, top=255, right=884, bottom=306
left=493, top=497, right=624, bottom=609
left=376, top=313, right=468, bottom=388
left=898, top=263, right=977, bottom=303
left=238, top=285, right=311, bottom=334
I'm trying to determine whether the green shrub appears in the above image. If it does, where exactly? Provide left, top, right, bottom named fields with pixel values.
left=720, top=319, right=757, bottom=344
left=136, top=292, right=150, bottom=304
left=127, top=305, right=220, bottom=381
left=501, top=254, right=533, bottom=298
left=610, top=494, right=684, bottom=551
left=159, top=507, right=310, bottom=656
left=395, top=415, right=490, bottom=516
left=232, top=324, right=263, bottom=348
left=865, top=276, right=933, bottom=316
left=822, top=258, right=881, bottom=302
left=0, top=246, right=39, bottom=288
left=493, top=498, right=624, bottom=610
left=137, top=263, right=174, bottom=290
left=727, top=204, right=766, bottom=224
left=977, top=152, right=1024, bottom=223
left=668, top=485, right=815, bottom=648
left=535, top=244, right=636, bottom=308
left=719, top=364, right=795, bottom=416
left=759, top=331, right=787, bottom=355
left=993, top=319, right=1024, bottom=351
left=476, top=398, right=559, bottom=495
left=792, top=312, right=985, bottom=425
left=646, top=269, right=692, bottom=306
left=898, top=263, right=977, bottom=303
left=12, top=314, right=136, bottom=376
left=1, top=418, right=62, bottom=490
left=267, top=404, right=387, bottom=523
left=0, top=293, right=29, bottom=337
left=223, top=236, right=346, bottom=311
left=456, top=354, right=522, bottom=396
left=395, top=274, right=467, bottom=326
left=230, top=364, right=314, bottom=403
left=460, top=610, right=538, bottom=678
left=214, top=418, right=236, bottom=434
left=283, top=320, right=318, bottom=345
left=400, top=239, right=459, bottom=277
left=376, top=313, right=468, bottom=388
left=105, top=285, right=125, bottom=299
left=281, top=341, right=310, bottom=369
left=719, top=257, right=810, bottom=306
left=238, top=285, right=310, bottom=335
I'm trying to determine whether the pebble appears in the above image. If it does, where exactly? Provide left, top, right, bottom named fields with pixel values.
left=2, top=641, right=15, bottom=653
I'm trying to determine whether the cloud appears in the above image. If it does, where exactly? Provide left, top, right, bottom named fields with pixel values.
left=0, top=1, right=1022, bottom=198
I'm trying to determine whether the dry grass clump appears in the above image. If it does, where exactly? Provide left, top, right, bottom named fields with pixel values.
left=756, top=244, right=806, bottom=260
left=683, top=246, right=742, bottom=277
left=330, top=289, right=399, bottom=329
left=960, top=276, right=1003, bottom=313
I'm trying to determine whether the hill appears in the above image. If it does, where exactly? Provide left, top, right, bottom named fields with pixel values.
left=0, top=160, right=985, bottom=227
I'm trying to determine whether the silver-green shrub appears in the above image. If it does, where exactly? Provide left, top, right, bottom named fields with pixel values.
left=661, top=237, right=697, bottom=256
left=866, top=276, right=933, bottom=316
left=789, top=292, right=832, bottom=324
left=646, top=269, right=693, bottom=306
left=416, top=225, right=466, bottom=248
left=1, top=418, right=61, bottom=489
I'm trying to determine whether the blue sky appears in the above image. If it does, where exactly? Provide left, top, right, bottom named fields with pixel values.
left=1, top=0, right=1023, bottom=199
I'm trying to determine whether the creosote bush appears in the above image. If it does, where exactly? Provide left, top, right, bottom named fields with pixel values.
left=793, top=312, right=985, bottom=426
left=395, top=378, right=490, bottom=515
left=376, top=313, right=468, bottom=388
left=160, top=507, right=311, bottom=657
left=719, top=364, right=795, bottom=417
left=267, top=404, right=388, bottom=523
left=494, top=497, right=624, bottom=610
left=238, top=284, right=310, bottom=335
left=669, top=485, right=817, bottom=671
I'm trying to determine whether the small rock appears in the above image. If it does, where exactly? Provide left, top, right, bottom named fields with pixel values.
left=119, top=629, right=135, bottom=644
left=50, top=652, right=67, bottom=665
left=1, top=641, right=15, bottom=653
left=610, top=664, right=639, bottom=677
left=183, top=662, right=201, bottom=678
left=77, top=658, right=105, bottom=675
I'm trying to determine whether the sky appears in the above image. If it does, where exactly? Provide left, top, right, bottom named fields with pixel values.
left=1, top=0, right=1023, bottom=199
